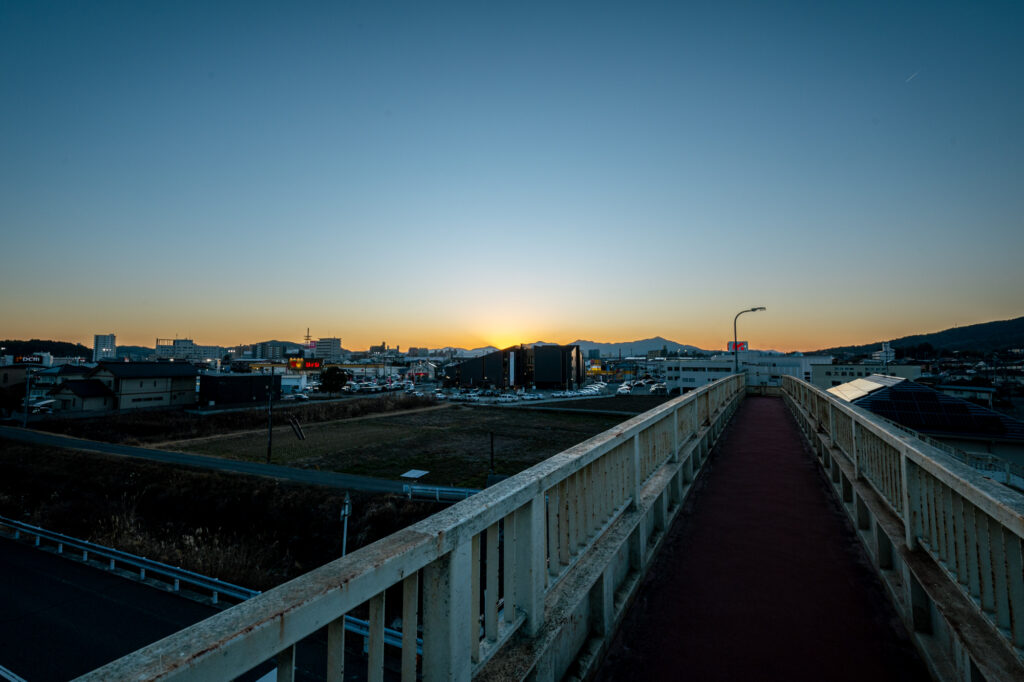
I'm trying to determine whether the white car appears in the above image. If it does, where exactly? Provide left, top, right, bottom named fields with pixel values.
left=616, top=385, right=632, bottom=396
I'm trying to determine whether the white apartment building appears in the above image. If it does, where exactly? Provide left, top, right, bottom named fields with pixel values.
left=93, top=334, right=116, bottom=361
left=155, top=338, right=226, bottom=363
left=315, top=337, right=343, bottom=362
left=664, top=352, right=833, bottom=392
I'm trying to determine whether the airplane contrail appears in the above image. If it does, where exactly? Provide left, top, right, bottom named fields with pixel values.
left=905, top=71, right=919, bottom=83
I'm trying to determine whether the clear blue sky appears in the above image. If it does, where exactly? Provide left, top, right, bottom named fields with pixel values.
left=2, top=1, right=1022, bottom=351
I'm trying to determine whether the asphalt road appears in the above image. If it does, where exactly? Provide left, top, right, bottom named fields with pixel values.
left=0, top=425, right=405, bottom=494
left=0, top=536, right=220, bottom=681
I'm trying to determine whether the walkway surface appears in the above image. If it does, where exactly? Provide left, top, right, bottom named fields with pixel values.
left=596, top=396, right=931, bottom=682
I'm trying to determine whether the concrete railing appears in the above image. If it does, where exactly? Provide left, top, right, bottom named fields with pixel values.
left=783, top=376, right=1024, bottom=681
left=78, top=375, right=745, bottom=681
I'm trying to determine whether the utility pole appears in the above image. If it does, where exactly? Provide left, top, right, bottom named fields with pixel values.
left=22, top=368, right=32, bottom=429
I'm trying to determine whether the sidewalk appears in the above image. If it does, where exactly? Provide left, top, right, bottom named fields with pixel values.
left=596, top=396, right=930, bottom=681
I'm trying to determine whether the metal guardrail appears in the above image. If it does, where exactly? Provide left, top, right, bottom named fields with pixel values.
left=0, top=664, right=28, bottom=682
left=0, top=515, right=424, bottom=657
left=0, top=515, right=257, bottom=605
left=403, top=484, right=481, bottom=502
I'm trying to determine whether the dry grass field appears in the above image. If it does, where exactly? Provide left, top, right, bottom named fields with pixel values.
left=166, top=403, right=627, bottom=488
left=1, top=400, right=641, bottom=588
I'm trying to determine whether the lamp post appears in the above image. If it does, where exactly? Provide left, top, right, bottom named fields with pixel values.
left=733, top=307, right=766, bottom=374
left=341, top=492, right=351, bottom=556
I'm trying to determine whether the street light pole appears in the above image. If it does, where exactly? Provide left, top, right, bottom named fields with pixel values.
left=341, top=492, right=351, bottom=556
left=733, top=307, right=766, bottom=374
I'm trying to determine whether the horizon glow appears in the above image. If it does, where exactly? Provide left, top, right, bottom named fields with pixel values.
left=2, top=2, right=1022, bottom=353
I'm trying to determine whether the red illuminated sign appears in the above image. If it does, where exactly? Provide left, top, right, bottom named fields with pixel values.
left=728, top=341, right=748, bottom=352
left=288, top=358, right=323, bottom=370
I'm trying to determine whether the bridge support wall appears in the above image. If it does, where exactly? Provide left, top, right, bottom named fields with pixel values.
left=78, top=376, right=746, bottom=682
left=783, top=377, right=1024, bottom=682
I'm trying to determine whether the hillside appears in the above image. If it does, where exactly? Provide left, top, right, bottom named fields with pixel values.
left=0, top=339, right=91, bottom=358
left=813, top=316, right=1024, bottom=356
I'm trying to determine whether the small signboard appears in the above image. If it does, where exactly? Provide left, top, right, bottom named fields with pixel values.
left=728, top=341, right=749, bottom=352
left=401, top=469, right=429, bottom=480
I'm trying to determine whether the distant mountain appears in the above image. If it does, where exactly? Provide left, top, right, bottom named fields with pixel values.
left=813, top=316, right=1024, bottom=356
left=430, top=346, right=499, bottom=358
left=569, top=337, right=708, bottom=357
left=433, top=338, right=708, bottom=357
left=0, top=339, right=91, bottom=358
left=116, top=345, right=154, bottom=361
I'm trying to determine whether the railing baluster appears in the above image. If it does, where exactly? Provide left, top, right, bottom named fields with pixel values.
left=471, top=533, right=481, bottom=663
left=1006, top=533, right=1024, bottom=648
left=486, top=523, right=499, bottom=643
left=503, top=513, right=515, bottom=624
left=276, top=645, right=295, bottom=682
left=422, top=542, right=472, bottom=681
left=368, top=592, right=385, bottom=682
left=546, top=486, right=558, bottom=580
left=326, top=615, right=345, bottom=681
left=401, top=574, right=418, bottom=681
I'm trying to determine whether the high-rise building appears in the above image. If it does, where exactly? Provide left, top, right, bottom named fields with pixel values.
left=315, top=338, right=343, bottom=362
left=93, top=334, right=117, bottom=361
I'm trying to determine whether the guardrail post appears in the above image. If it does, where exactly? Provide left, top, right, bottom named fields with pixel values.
left=422, top=542, right=472, bottom=681
left=515, top=494, right=546, bottom=636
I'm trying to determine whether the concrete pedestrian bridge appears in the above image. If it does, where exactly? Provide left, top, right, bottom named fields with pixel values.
left=79, top=377, right=1024, bottom=681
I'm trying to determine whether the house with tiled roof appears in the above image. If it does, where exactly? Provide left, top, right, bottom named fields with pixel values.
left=828, top=374, right=1024, bottom=466
left=88, top=361, right=199, bottom=410
left=49, top=379, right=116, bottom=412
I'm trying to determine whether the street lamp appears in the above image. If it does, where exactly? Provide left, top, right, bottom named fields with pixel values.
left=733, top=307, right=766, bottom=374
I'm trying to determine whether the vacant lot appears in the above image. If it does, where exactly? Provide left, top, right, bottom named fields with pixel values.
left=0, top=441, right=440, bottom=590
left=2, top=402, right=640, bottom=588
left=168, top=404, right=627, bottom=488
left=34, top=394, right=437, bottom=445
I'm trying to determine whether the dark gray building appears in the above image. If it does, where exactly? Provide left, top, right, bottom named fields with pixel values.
left=444, top=345, right=583, bottom=390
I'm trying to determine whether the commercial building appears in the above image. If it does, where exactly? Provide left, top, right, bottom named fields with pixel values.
left=444, top=345, right=584, bottom=390
left=155, top=338, right=226, bottom=363
left=664, top=352, right=832, bottom=393
left=93, top=334, right=117, bottom=361
left=198, top=374, right=281, bottom=407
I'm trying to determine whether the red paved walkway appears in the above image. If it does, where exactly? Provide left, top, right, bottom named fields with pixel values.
left=596, top=396, right=930, bottom=681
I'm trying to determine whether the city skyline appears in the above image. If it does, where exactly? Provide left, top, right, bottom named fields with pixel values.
left=2, top=2, right=1022, bottom=353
